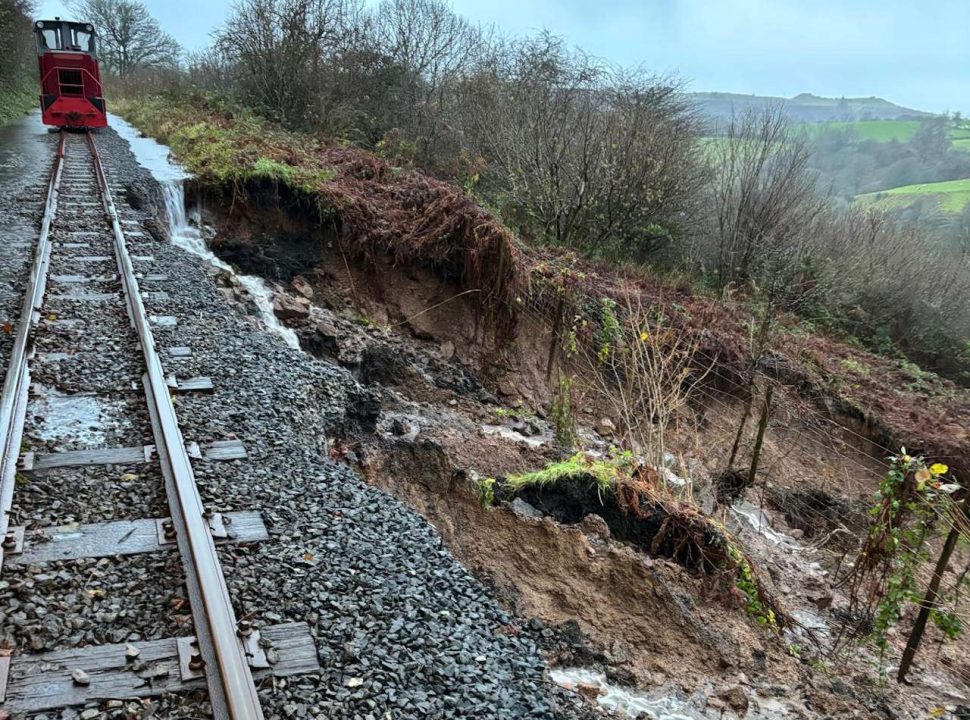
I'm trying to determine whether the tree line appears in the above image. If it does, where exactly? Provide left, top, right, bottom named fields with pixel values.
left=808, top=115, right=970, bottom=200
left=0, top=0, right=36, bottom=94
left=77, top=0, right=970, bottom=385
left=70, top=0, right=181, bottom=76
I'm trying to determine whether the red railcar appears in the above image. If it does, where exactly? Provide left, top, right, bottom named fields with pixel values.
left=34, top=19, right=107, bottom=128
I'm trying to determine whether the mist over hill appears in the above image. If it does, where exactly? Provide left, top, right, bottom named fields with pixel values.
left=691, top=91, right=934, bottom=123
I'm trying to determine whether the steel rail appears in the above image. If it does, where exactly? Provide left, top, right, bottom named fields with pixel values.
left=0, top=131, right=66, bottom=570
left=84, top=133, right=264, bottom=720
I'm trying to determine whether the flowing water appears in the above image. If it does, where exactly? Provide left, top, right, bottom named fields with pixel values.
left=731, top=499, right=803, bottom=549
left=109, top=114, right=301, bottom=350
left=730, top=500, right=835, bottom=642
left=550, top=668, right=703, bottom=719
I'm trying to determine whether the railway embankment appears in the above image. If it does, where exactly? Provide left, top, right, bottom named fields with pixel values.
left=112, top=94, right=970, bottom=482
left=0, top=113, right=606, bottom=719
left=0, top=82, right=34, bottom=128
left=71, top=96, right=970, bottom=718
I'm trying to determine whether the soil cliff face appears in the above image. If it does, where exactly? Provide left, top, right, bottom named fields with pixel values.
left=358, top=437, right=767, bottom=687
left=179, top=184, right=970, bottom=719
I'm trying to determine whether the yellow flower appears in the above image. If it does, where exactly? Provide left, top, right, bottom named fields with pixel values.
left=929, top=463, right=949, bottom=476
left=639, top=331, right=650, bottom=342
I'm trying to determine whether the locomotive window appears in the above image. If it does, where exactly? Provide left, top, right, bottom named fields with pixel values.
left=40, top=28, right=59, bottom=50
left=72, top=29, right=94, bottom=52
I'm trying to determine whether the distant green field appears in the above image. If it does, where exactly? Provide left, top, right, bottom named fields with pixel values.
left=857, top=177, right=970, bottom=212
left=952, top=126, right=970, bottom=152
left=799, top=119, right=970, bottom=153
left=714, top=120, right=970, bottom=150
left=798, top=119, right=922, bottom=142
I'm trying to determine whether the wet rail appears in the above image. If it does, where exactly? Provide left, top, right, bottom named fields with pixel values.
left=0, top=130, right=266, bottom=719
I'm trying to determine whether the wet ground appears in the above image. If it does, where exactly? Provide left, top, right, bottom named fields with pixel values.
left=0, top=112, right=57, bottom=376
left=5, top=108, right=967, bottom=719
left=0, top=111, right=53, bottom=182
left=1, top=114, right=602, bottom=719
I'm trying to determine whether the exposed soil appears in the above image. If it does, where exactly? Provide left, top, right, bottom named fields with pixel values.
left=359, top=436, right=766, bottom=676
left=180, top=177, right=970, bottom=719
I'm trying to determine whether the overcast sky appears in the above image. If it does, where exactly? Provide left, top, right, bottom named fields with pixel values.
left=38, top=0, right=970, bottom=114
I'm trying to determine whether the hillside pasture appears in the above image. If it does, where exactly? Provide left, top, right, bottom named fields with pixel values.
left=952, top=125, right=970, bottom=152
left=798, top=119, right=922, bottom=142
left=799, top=119, right=970, bottom=151
left=856, top=177, right=970, bottom=212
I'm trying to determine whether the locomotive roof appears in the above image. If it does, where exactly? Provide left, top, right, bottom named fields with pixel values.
left=35, top=19, right=98, bottom=33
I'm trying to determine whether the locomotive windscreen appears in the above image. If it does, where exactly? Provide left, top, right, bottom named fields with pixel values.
left=34, top=20, right=97, bottom=55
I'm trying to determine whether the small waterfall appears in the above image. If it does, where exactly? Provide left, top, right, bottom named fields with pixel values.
left=731, top=499, right=803, bottom=549
left=109, top=112, right=302, bottom=351
left=161, top=181, right=214, bottom=261
left=159, top=180, right=301, bottom=350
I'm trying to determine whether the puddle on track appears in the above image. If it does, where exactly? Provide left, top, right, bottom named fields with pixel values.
left=27, top=388, right=130, bottom=449
left=0, top=110, right=52, bottom=181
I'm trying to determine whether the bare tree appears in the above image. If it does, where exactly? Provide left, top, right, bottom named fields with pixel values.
left=372, top=0, right=484, bottom=166
left=461, top=33, right=702, bottom=259
left=811, top=204, right=970, bottom=375
left=375, top=0, right=478, bottom=100
left=71, top=0, right=181, bottom=76
left=705, top=107, right=823, bottom=289
left=574, top=296, right=712, bottom=474
left=217, top=0, right=357, bottom=128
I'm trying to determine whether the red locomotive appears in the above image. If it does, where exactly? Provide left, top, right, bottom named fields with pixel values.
left=34, top=18, right=107, bottom=128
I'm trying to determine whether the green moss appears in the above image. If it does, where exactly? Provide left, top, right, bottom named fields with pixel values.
left=252, top=156, right=296, bottom=183
left=897, top=359, right=936, bottom=382
left=551, top=375, right=578, bottom=450
left=492, top=404, right=535, bottom=422
left=726, top=542, right=777, bottom=627
left=841, top=357, right=871, bottom=377
left=475, top=477, right=496, bottom=508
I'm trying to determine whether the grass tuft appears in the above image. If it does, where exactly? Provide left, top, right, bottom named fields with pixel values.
left=505, top=452, right=623, bottom=493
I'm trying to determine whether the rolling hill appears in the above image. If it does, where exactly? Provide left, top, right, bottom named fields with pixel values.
left=692, top=92, right=933, bottom=124
left=856, top=177, right=970, bottom=212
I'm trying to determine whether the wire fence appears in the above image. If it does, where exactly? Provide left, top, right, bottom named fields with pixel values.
left=483, top=277, right=969, bottom=674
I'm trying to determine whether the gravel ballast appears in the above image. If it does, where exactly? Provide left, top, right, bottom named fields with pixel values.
left=3, top=122, right=595, bottom=719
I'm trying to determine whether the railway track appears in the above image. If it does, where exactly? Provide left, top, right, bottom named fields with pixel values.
left=0, top=131, right=316, bottom=718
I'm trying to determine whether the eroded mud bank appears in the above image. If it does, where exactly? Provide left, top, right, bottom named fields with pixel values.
left=163, top=175, right=970, bottom=720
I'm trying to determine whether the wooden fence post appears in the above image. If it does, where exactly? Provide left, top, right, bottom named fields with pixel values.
left=546, top=295, right=566, bottom=381
left=746, top=384, right=773, bottom=487
left=897, top=500, right=967, bottom=682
